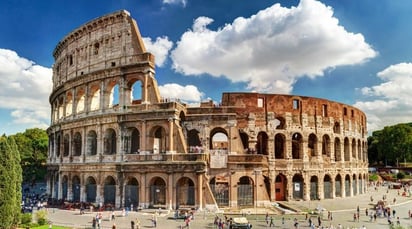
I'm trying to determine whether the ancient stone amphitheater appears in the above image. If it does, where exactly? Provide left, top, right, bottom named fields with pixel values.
left=47, top=10, right=368, bottom=211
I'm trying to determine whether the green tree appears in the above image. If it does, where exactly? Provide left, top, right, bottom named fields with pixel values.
left=369, top=123, right=412, bottom=166
left=11, top=128, right=48, bottom=183
left=0, top=135, right=22, bottom=228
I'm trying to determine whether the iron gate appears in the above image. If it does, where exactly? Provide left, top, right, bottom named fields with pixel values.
left=293, top=182, right=303, bottom=199
left=72, top=183, right=80, bottom=202
left=125, top=185, right=139, bottom=208
left=62, top=182, right=68, bottom=200
left=345, top=180, right=350, bottom=197
left=335, top=181, right=341, bottom=197
left=310, top=181, right=318, bottom=200
left=104, top=185, right=116, bottom=204
left=176, top=186, right=195, bottom=206
left=210, top=184, right=229, bottom=206
left=324, top=181, right=332, bottom=199
left=86, top=184, right=97, bottom=203
left=237, top=184, right=253, bottom=206
left=150, top=185, right=166, bottom=206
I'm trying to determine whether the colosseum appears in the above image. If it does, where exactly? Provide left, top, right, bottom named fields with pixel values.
left=46, top=10, right=368, bottom=211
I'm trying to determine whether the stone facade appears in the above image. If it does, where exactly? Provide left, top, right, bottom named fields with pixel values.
left=47, top=10, right=368, bottom=211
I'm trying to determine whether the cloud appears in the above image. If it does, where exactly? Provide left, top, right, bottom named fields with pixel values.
left=0, top=49, right=52, bottom=129
left=142, top=36, right=173, bottom=67
left=354, top=63, right=412, bottom=133
left=162, top=0, right=187, bottom=7
left=158, top=83, right=203, bottom=103
left=171, top=0, right=377, bottom=94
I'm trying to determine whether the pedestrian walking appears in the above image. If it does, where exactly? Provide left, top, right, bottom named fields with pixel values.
left=269, top=216, right=274, bottom=227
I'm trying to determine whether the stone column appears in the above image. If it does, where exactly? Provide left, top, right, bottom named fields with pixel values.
left=197, top=173, right=203, bottom=210
left=141, top=120, right=147, bottom=152
left=167, top=174, right=174, bottom=210
left=304, top=174, right=310, bottom=201
left=168, top=117, right=174, bottom=153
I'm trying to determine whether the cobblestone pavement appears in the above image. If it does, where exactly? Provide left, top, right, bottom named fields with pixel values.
left=45, top=185, right=412, bottom=229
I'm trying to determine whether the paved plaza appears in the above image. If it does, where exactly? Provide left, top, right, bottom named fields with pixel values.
left=45, top=184, right=412, bottom=229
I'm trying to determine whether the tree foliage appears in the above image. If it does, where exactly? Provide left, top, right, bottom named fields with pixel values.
left=368, top=123, right=412, bottom=166
left=0, top=135, right=22, bottom=228
left=11, top=128, right=48, bottom=183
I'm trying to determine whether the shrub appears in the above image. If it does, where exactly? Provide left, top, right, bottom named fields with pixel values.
left=20, top=213, right=32, bottom=225
left=397, top=172, right=405, bottom=180
left=36, top=210, right=47, bottom=225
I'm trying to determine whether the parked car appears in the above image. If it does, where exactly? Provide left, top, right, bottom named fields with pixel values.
left=231, top=217, right=251, bottom=229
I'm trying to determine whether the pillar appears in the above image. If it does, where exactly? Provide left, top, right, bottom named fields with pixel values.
left=197, top=173, right=203, bottom=210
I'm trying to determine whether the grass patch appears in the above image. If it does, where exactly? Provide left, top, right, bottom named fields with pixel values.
left=30, top=226, right=70, bottom=229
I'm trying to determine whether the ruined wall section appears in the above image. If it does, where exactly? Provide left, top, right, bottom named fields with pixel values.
left=221, top=92, right=367, bottom=139
left=52, top=10, right=151, bottom=90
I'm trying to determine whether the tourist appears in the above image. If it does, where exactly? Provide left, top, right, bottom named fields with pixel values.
left=269, top=216, right=274, bottom=227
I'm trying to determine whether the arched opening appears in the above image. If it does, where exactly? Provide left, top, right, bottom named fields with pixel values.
left=130, top=128, right=140, bottom=154
left=358, top=174, right=363, bottom=194
left=76, top=88, right=86, bottom=114
left=89, top=85, right=100, bottom=111
left=150, top=177, right=166, bottom=207
left=86, top=130, right=97, bottom=156
left=237, top=176, right=253, bottom=206
left=125, top=177, right=139, bottom=209
left=62, top=176, right=68, bottom=201
left=176, top=177, right=195, bottom=207
left=345, top=175, right=351, bottom=197
left=333, top=122, right=340, bottom=134
left=352, top=174, right=357, bottom=195
left=65, top=92, right=73, bottom=117
left=239, top=131, right=249, bottom=151
left=275, top=174, right=287, bottom=201
left=292, top=133, right=303, bottom=159
left=187, top=129, right=202, bottom=153
left=275, top=117, right=286, bottom=129
left=211, top=131, right=228, bottom=151
left=308, top=133, right=318, bottom=157
left=334, top=138, right=341, bottom=161
left=108, top=83, right=120, bottom=108
left=104, top=176, right=116, bottom=206
left=358, top=140, right=362, bottom=161
left=256, top=132, right=268, bottom=155
left=63, top=134, right=70, bottom=157
left=274, top=134, right=286, bottom=159
left=335, top=174, right=342, bottom=197
left=72, top=176, right=81, bottom=202
left=56, top=134, right=61, bottom=157
left=130, top=80, right=143, bottom=104
left=322, top=135, right=331, bottom=157
left=210, top=177, right=229, bottom=207
left=73, top=132, right=82, bottom=156
left=153, top=127, right=166, bottom=154
left=104, top=128, right=117, bottom=155
left=344, top=138, right=350, bottom=161
left=292, top=174, right=304, bottom=200
left=323, top=175, right=332, bottom=199
left=310, top=176, right=319, bottom=200
left=86, top=176, right=97, bottom=203
left=352, top=139, right=356, bottom=159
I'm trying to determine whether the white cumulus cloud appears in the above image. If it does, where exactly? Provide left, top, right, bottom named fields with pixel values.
left=0, top=48, right=52, bottom=129
left=171, top=0, right=377, bottom=93
left=158, top=83, right=203, bottom=103
left=354, top=63, right=412, bottom=133
left=142, top=36, right=173, bottom=67
left=163, top=0, right=187, bottom=7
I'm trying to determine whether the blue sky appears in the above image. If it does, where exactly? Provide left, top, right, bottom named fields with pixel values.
left=1, top=0, right=412, bottom=135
